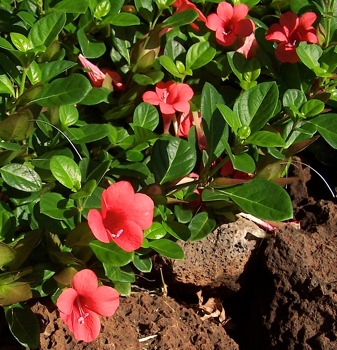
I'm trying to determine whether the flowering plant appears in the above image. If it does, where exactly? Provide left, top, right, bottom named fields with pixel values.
left=0, top=0, right=337, bottom=346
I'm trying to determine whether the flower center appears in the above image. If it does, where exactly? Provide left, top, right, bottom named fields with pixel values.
left=162, top=91, right=169, bottom=103
left=111, top=229, right=123, bottom=238
left=76, top=298, right=89, bottom=324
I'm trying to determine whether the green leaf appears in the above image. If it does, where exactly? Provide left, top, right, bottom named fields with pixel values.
left=106, top=12, right=140, bottom=26
left=66, top=123, right=114, bottom=144
left=189, top=212, right=216, bottom=241
left=159, top=55, right=184, bottom=78
left=0, top=202, right=16, bottom=240
left=309, top=113, right=337, bottom=149
left=233, top=82, right=279, bottom=133
left=77, top=28, right=106, bottom=58
left=149, top=136, right=196, bottom=184
left=59, top=104, right=79, bottom=127
left=50, top=155, right=82, bottom=191
left=296, top=42, right=322, bottom=70
left=5, top=305, right=40, bottom=349
left=246, top=131, right=286, bottom=147
left=0, top=243, right=16, bottom=268
left=10, top=33, right=33, bottom=52
left=223, top=179, right=293, bottom=221
left=133, top=102, right=159, bottom=131
left=186, top=41, right=216, bottom=70
left=231, top=153, right=255, bottom=173
left=0, top=282, right=32, bottom=306
left=201, top=83, right=227, bottom=160
left=40, top=193, right=77, bottom=220
left=161, top=9, right=198, bottom=28
left=89, top=240, right=134, bottom=267
left=162, top=221, right=191, bottom=241
left=133, top=254, right=152, bottom=272
left=144, top=222, right=167, bottom=239
left=54, top=0, right=89, bottom=13
left=217, top=104, right=241, bottom=134
left=79, top=87, right=110, bottom=105
left=0, top=74, right=15, bottom=95
left=149, top=239, right=184, bottom=259
left=0, top=109, right=34, bottom=141
left=32, top=74, right=91, bottom=107
left=0, top=164, right=42, bottom=192
left=29, top=12, right=66, bottom=49
left=133, top=71, right=164, bottom=86
left=300, top=99, right=325, bottom=118
left=103, top=264, right=135, bottom=283
left=39, top=60, right=77, bottom=83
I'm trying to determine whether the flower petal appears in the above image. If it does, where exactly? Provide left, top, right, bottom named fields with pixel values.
left=217, top=2, right=233, bottom=23
left=142, top=91, right=161, bottom=106
left=112, top=220, right=144, bottom=252
left=265, top=24, right=287, bottom=42
left=299, top=12, right=317, bottom=29
left=234, top=18, right=255, bottom=37
left=102, top=181, right=135, bottom=214
left=159, top=101, right=176, bottom=114
left=72, top=310, right=101, bottom=343
left=280, top=12, right=298, bottom=37
left=72, top=269, right=98, bottom=295
left=127, top=193, right=154, bottom=230
left=85, top=286, right=120, bottom=317
left=215, top=29, right=237, bottom=46
left=172, top=101, right=191, bottom=113
left=88, top=209, right=111, bottom=243
left=275, top=42, right=299, bottom=63
left=57, top=288, right=78, bottom=316
left=232, top=4, right=248, bottom=22
left=206, top=13, right=224, bottom=31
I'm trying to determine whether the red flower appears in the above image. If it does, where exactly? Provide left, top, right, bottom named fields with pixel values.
left=236, top=33, right=259, bottom=59
left=78, top=54, right=124, bottom=91
left=88, top=181, right=154, bottom=252
left=265, top=12, right=318, bottom=63
left=142, top=81, right=194, bottom=133
left=172, top=0, right=207, bottom=31
left=206, top=2, right=255, bottom=47
left=56, top=269, right=119, bottom=343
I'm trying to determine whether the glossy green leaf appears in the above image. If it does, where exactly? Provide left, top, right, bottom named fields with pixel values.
left=161, top=9, right=198, bottom=28
left=234, top=82, right=279, bottom=133
left=223, top=179, right=293, bottom=221
left=162, top=220, right=191, bottom=241
left=159, top=55, right=184, bottom=78
left=300, top=99, right=324, bottom=118
left=186, top=41, right=216, bottom=70
left=50, top=155, right=82, bottom=191
left=133, top=71, right=164, bottom=85
left=133, top=254, right=152, bottom=272
left=39, top=60, right=77, bottom=83
left=77, top=28, right=106, bottom=58
left=144, top=222, right=167, bottom=239
left=29, top=12, right=66, bottom=49
left=246, top=131, right=285, bottom=147
left=106, top=12, right=140, bottom=26
left=296, top=42, right=322, bottom=70
left=66, top=124, right=113, bottom=144
left=79, top=87, right=111, bottom=105
left=53, top=0, right=89, bottom=13
left=32, top=74, right=91, bottom=107
left=149, top=136, right=196, bottom=184
left=133, top=102, right=159, bottom=131
left=0, top=164, right=42, bottom=192
left=0, top=74, right=15, bottom=95
left=40, top=193, right=77, bottom=219
left=10, top=33, right=33, bottom=52
left=103, top=264, right=135, bottom=283
left=189, top=212, right=216, bottom=241
left=89, top=240, right=134, bottom=267
left=0, top=202, right=16, bottom=240
left=59, top=104, right=79, bottom=127
left=309, top=113, right=337, bottom=149
left=5, top=305, right=40, bottom=349
left=200, top=83, right=227, bottom=160
left=217, top=104, right=241, bottom=133
left=149, top=239, right=184, bottom=259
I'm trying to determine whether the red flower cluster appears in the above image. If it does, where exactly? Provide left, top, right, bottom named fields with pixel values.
left=88, top=181, right=154, bottom=252
left=265, top=11, right=318, bottom=63
left=206, top=2, right=255, bottom=47
left=142, top=81, right=194, bottom=133
left=57, top=269, right=119, bottom=342
left=78, top=54, right=124, bottom=91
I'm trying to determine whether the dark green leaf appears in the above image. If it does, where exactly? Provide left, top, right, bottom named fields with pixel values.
left=149, top=239, right=184, bottom=259
left=189, top=212, right=216, bottom=241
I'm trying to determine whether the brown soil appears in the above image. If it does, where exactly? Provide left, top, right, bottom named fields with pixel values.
left=1, top=161, right=337, bottom=349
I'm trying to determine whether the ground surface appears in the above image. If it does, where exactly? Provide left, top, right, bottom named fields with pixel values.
left=1, top=161, right=337, bottom=349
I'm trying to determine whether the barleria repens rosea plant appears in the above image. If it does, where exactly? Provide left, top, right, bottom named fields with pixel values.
left=1, top=0, right=337, bottom=346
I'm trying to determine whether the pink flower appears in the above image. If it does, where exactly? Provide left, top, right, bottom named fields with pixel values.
left=56, top=269, right=119, bottom=343
left=87, top=181, right=154, bottom=252
left=265, top=12, right=318, bottom=63
left=172, top=0, right=207, bottom=31
left=142, top=81, right=194, bottom=133
left=236, top=33, right=259, bottom=59
left=206, top=2, right=255, bottom=47
left=78, top=54, right=124, bottom=91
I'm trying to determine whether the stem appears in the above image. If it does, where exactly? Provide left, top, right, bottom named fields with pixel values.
left=19, top=68, right=28, bottom=97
